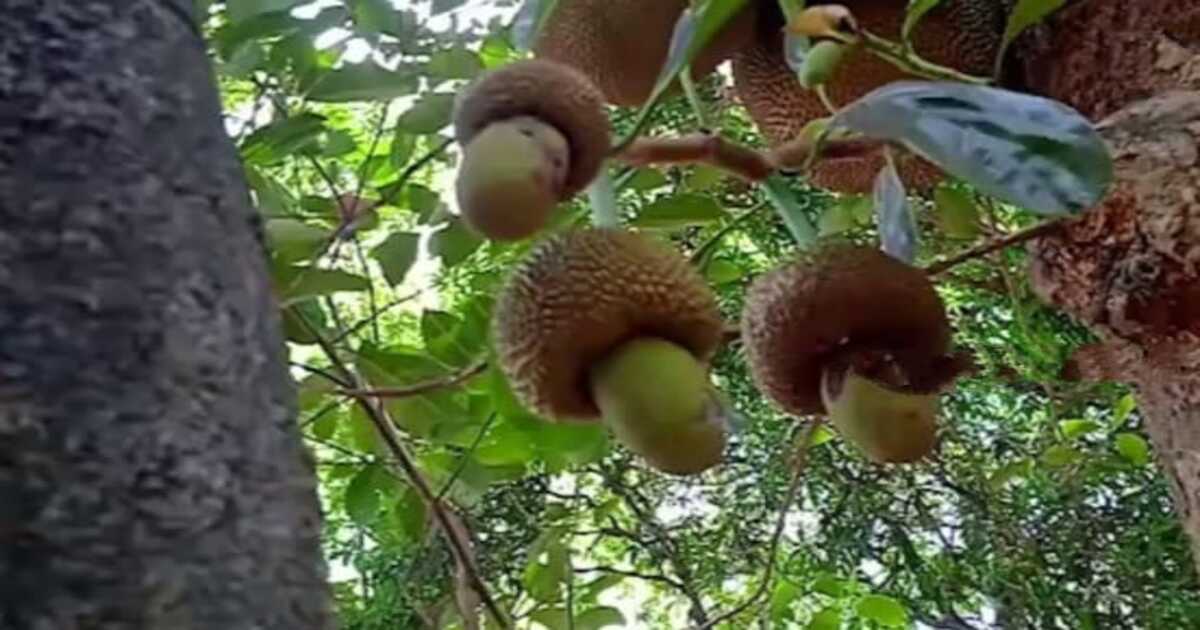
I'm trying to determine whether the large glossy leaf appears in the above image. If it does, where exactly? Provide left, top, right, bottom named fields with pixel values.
left=856, top=595, right=909, bottom=627
left=807, top=607, right=842, bottom=630
left=307, top=63, right=420, bottom=102
left=631, top=193, right=725, bottom=229
left=371, top=232, right=420, bottom=286
left=761, top=174, right=818, bottom=246
left=240, top=114, right=327, bottom=165
left=266, top=218, right=328, bottom=262
left=874, top=159, right=917, bottom=263
left=1115, top=433, right=1151, bottom=466
left=576, top=606, right=625, bottom=630
left=833, top=81, right=1112, bottom=215
left=397, top=93, right=456, bottom=134
left=427, top=47, right=483, bottom=81
left=512, top=0, right=560, bottom=51
left=275, top=265, right=371, bottom=305
left=429, top=217, right=483, bottom=268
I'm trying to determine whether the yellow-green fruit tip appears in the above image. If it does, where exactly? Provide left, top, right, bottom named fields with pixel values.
left=590, top=337, right=727, bottom=475
left=821, top=365, right=939, bottom=464
left=454, top=117, right=569, bottom=241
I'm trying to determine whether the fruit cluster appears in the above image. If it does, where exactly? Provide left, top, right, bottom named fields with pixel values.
left=450, top=1, right=994, bottom=474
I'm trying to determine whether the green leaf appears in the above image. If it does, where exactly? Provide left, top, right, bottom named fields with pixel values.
left=512, top=0, right=561, bottom=51
left=397, top=93, right=456, bottom=134
left=221, top=42, right=267, bottom=79
left=631, top=193, right=725, bottom=229
left=807, top=606, right=842, bottom=630
left=307, top=63, right=419, bottom=102
left=351, top=0, right=406, bottom=35
left=625, top=168, right=669, bottom=191
left=812, top=575, right=847, bottom=598
left=686, top=165, right=726, bottom=191
left=902, top=0, right=946, bottom=43
left=834, top=82, right=1112, bottom=216
left=1041, top=444, right=1080, bottom=468
left=476, top=423, right=538, bottom=466
left=275, top=265, right=371, bottom=305
left=576, top=606, right=625, bottom=630
left=818, top=198, right=859, bottom=236
left=1115, top=432, right=1151, bottom=466
left=429, top=217, right=483, bottom=268
left=704, top=259, right=744, bottom=285
left=1001, top=0, right=1067, bottom=59
left=345, top=465, right=383, bottom=527
left=281, top=300, right=328, bottom=345
left=808, top=424, right=837, bottom=447
left=1112, top=393, right=1137, bottom=428
left=428, top=47, right=483, bottom=81
left=265, top=218, right=329, bottom=262
left=989, top=458, right=1033, bottom=490
left=1060, top=419, right=1101, bottom=440
left=240, top=114, right=327, bottom=165
left=762, top=174, right=818, bottom=246
left=393, top=487, right=428, bottom=541
left=933, top=185, right=982, bottom=238
left=856, top=594, right=908, bottom=627
left=524, top=539, right=570, bottom=602
left=228, top=0, right=307, bottom=22
left=874, top=160, right=917, bottom=263
left=371, top=232, right=420, bottom=286
left=770, top=581, right=799, bottom=621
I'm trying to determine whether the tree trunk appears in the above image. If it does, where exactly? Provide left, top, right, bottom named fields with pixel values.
left=1021, top=7, right=1200, bottom=573
left=0, top=2, right=332, bottom=629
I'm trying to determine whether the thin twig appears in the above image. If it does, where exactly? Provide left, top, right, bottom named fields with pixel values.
left=574, top=565, right=686, bottom=589
left=381, top=137, right=455, bottom=208
left=290, top=310, right=511, bottom=628
left=696, top=418, right=824, bottom=630
left=340, top=360, right=488, bottom=399
left=924, top=220, right=1064, bottom=277
left=331, top=288, right=425, bottom=344
left=691, top=203, right=767, bottom=264
left=435, top=413, right=499, bottom=502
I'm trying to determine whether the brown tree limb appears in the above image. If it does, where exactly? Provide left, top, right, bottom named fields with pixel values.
left=616, top=133, right=774, bottom=182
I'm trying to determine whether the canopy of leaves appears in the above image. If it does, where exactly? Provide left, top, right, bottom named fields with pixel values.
left=202, top=1, right=1197, bottom=628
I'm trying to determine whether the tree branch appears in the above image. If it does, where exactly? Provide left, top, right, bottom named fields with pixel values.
left=924, top=220, right=1065, bottom=277
left=340, top=360, right=488, bottom=399
left=574, top=565, right=686, bottom=590
left=696, top=418, right=823, bottom=629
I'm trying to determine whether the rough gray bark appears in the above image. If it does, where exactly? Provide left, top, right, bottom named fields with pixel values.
left=0, top=2, right=333, bottom=629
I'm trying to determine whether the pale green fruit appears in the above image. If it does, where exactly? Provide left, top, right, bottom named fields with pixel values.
left=590, top=337, right=727, bottom=475
left=821, top=366, right=939, bottom=464
left=798, top=41, right=848, bottom=89
left=454, top=116, right=569, bottom=241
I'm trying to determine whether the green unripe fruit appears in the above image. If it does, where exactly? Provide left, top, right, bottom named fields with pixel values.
left=799, top=41, right=849, bottom=89
left=821, top=366, right=938, bottom=464
left=454, top=116, right=569, bottom=241
left=590, top=337, right=727, bottom=475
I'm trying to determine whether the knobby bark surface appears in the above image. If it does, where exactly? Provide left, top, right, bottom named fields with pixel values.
left=0, top=2, right=332, bottom=629
left=1026, top=27, right=1200, bottom=573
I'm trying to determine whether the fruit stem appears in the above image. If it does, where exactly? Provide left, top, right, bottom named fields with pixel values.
left=587, top=165, right=621, bottom=228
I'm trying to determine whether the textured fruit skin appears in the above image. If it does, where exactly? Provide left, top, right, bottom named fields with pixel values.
left=822, top=367, right=938, bottom=463
left=741, top=242, right=950, bottom=415
left=591, top=338, right=726, bottom=474
left=733, top=0, right=1004, bottom=193
left=455, top=118, right=568, bottom=241
left=534, top=0, right=757, bottom=107
left=454, top=59, right=610, bottom=196
left=494, top=228, right=723, bottom=421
